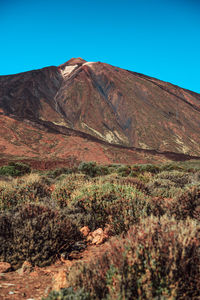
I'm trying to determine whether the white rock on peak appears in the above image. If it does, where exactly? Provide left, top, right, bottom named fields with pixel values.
left=61, top=61, right=96, bottom=78
left=61, top=64, right=78, bottom=77
left=83, top=62, right=95, bottom=67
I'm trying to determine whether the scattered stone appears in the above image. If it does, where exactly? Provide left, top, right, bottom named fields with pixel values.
left=8, top=291, right=15, bottom=295
left=0, top=262, right=11, bottom=273
left=16, top=261, right=33, bottom=275
left=80, top=226, right=90, bottom=237
left=52, top=270, right=68, bottom=291
left=87, top=227, right=109, bottom=245
left=2, top=283, right=15, bottom=286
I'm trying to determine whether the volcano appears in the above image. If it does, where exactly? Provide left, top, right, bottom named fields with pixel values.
left=0, top=58, right=200, bottom=167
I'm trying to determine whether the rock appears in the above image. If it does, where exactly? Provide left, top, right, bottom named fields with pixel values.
left=80, top=226, right=90, bottom=237
left=0, top=262, right=11, bottom=273
left=16, top=261, right=33, bottom=275
left=52, top=270, right=68, bottom=291
left=87, top=227, right=109, bottom=245
left=8, top=291, right=15, bottom=295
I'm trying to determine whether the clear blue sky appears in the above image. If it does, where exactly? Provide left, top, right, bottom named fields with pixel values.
left=1, top=0, right=200, bottom=93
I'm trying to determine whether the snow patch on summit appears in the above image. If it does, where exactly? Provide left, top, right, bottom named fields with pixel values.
left=60, top=62, right=96, bottom=78
left=83, top=62, right=95, bottom=67
left=61, top=65, right=78, bottom=78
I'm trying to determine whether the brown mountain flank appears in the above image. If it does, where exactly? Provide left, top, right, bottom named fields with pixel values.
left=0, top=58, right=200, bottom=165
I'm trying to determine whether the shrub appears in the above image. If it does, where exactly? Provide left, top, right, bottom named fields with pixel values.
left=51, top=174, right=86, bottom=208
left=78, top=162, right=109, bottom=177
left=66, top=216, right=200, bottom=299
left=176, top=160, right=200, bottom=172
left=171, top=186, right=200, bottom=221
left=159, top=163, right=183, bottom=172
left=0, top=175, right=51, bottom=211
left=147, top=177, right=183, bottom=198
left=155, top=170, right=191, bottom=187
left=70, top=182, right=148, bottom=233
left=116, top=165, right=132, bottom=177
left=43, top=287, right=91, bottom=300
left=145, top=196, right=171, bottom=217
left=0, top=165, right=21, bottom=177
left=116, top=177, right=150, bottom=194
left=116, top=164, right=160, bottom=178
left=78, top=162, right=98, bottom=177
left=0, top=203, right=82, bottom=269
left=138, top=164, right=160, bottom=174
left=45, top=167, right=73, bottom=179
left=0, top=162, right=31, bottom=177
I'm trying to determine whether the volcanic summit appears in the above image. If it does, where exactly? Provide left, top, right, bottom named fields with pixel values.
left=0, top=58, right=200, bottom=166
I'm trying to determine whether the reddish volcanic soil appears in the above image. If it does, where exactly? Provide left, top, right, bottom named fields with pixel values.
left=0, top=243, right=110, bottom=300
left=0, top=113, right=200, bottom=169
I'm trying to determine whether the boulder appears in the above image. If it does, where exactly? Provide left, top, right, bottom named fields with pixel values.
left=80, top=226, right=90, bottom=237
left=0, top=262, right=11, bottom=273
left=52, top=270, right=68, bottom=291
left=87, top=228, right=109, bottom=245
left=16, top=261, right=33, bottom=275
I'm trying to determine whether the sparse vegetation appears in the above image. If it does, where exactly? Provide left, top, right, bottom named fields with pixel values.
left=0, top=162, right=31, bottom=177
left=0, top=160, right=199, bottom=298
left=66, top=216, right=200, bottom=299
left=43, top=287, right=91, bottom=300
left=0, top=203, right=82, bottom=269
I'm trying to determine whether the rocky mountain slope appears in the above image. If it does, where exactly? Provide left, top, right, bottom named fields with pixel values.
left=0, top=57, right=200, bottom=164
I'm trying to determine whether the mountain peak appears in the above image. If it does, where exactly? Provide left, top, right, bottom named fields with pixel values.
left=60, top=57, right=87, bottom=67
left=1, top=58, right=200, bottom=159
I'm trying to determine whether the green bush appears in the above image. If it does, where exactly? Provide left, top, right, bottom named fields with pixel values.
left=0, top=165, right=21, bottom=177
left=70, top=182, right=148, bottom=233
left=147, top=179, right=179, bottom=198
left=116, top=165, right=132, bottom=177
left=45, top=167, right=73, bottom=179
left=159, top=163, right=183, bottom=172
left=155, top=170, right=191, bottom=187
left=51, top=174, right=86, bottom=208
left=117, top=177, right=150, bottom=194
left=78, top=161, right=98, bottom=177
left=0, top=203, right=82, bottom=269
left=138, top=164, right=160, bottom=174
left=0, top=178, right=51, bottom=211
left=116, top=164, right=160, bottom=178
left=0, top=162, right=31, bottom=177
left=171, top=186, right=200, bottom=221
left=78, top=162, right=109, bottom=177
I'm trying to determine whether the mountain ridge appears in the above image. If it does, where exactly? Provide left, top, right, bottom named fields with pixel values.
left=0, top=58, right=200, bottom=164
